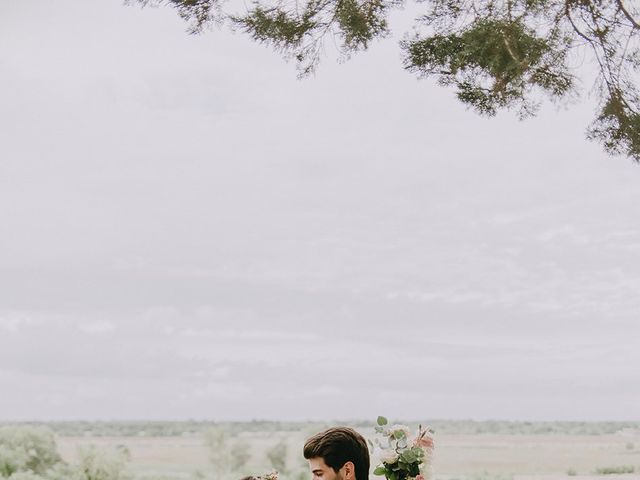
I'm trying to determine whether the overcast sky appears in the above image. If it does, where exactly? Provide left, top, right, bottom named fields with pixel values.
left=1, top=0, right=639, bottom=422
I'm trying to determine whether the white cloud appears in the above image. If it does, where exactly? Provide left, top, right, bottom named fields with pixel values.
left=0, top=312, right=35, bottom=332
left=77, top=321, right=116, bottom=335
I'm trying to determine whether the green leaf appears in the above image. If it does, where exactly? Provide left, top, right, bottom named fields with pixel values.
left=377, top=416, right=388, bottom=426
left=368, top=439, right=375, bottom=452
left=374, top=466, right=387, bottom=476
left=400, top=450, right=417, bottom=463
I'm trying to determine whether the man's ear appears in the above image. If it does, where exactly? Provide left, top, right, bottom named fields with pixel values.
left=342, top=461, right=356, bottom=480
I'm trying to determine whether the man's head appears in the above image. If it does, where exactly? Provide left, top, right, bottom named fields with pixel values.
left=303, top=427, right=370, bottom=480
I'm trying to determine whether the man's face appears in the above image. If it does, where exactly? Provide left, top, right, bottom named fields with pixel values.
left=308, top=457, right=343, bottom=480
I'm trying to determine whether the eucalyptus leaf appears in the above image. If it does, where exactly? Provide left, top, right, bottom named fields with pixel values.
left=374, top=466, right=387, bottom=476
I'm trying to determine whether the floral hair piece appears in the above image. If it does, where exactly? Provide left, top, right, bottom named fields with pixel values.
left=241, top=472, right=278, bottom=480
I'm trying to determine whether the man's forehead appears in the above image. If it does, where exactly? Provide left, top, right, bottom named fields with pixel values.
left=308, top=457, right=331, bottom=470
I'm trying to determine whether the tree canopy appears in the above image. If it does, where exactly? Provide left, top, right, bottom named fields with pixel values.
left=131, top=0, right=640, bottom=161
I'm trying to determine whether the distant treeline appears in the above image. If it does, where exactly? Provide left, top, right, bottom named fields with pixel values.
left=423, top=420, right=640, bottom=435
left=0, top=421, right=321, bottom=437
left=2, top=420, right=639, bottom=437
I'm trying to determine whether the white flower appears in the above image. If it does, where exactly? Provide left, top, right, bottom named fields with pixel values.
left=388, top=424, right=411, bottom=439
left=379, top=449, right=400, bottom=464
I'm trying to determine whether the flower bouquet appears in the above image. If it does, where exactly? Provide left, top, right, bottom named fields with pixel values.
left=371, top=416, right=434, bottom=480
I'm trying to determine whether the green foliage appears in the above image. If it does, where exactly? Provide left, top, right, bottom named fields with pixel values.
left=594, top=465, right=636, bottom=475
left=566, top=469, right=577, bottom=476
left=0, top=427, right=62, bottom=478
left=232, top=0, right=393, bottom=75
left=402, top=17, right=573, bottom=118
left=234, top=6, right=317, bottom=48
left=589, top=89, right=640, bottom=160
left=130, top=0, right=220, bottom=33
left=5, top=419, right=640, bottom=437
left=404, top=420, right=640, bottom=435
left=73, top=445, right=132, bottom=480
left=230, top=440, right=252, bottom=471
left=39, top=464, right=75, bottom=480
left=131, top=0, right=640, bottom=162
left=0, top=427, right=132, bottom=480
left=0, top=445, right=25, bottom=477
left=0, top=425, right=152, bottom=480
left=203, top=427, right=230, bottom=476
left=334, top=0, right=389, bottom=50
left=5, top=421, right=289, bottom=437
left=374, top=466, right=387, bottom=476
left=265, top=440, right=287, bottom=473
left=6, top=473, right=48, bottom=480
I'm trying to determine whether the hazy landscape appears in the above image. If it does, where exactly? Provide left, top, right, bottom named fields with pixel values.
left=3, top=421, right=640, bottom=480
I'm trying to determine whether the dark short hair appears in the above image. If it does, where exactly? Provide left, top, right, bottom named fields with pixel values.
left=303, top=427, right=370, bottom=480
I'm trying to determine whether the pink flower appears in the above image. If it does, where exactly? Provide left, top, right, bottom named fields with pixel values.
left=414, top=436, right=434, bottom=449
left=415, top=475, right=425, bottom=480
